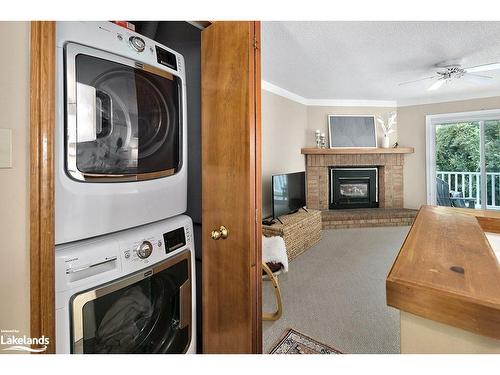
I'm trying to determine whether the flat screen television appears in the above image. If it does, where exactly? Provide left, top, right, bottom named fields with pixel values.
left=272, top=171, right=306, bottom=219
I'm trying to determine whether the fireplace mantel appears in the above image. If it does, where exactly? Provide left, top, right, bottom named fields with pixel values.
left=301, top=147, right=414, bottom=155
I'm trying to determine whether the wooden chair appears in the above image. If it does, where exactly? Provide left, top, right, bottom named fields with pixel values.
left=262, top=262, right=283, bottom=321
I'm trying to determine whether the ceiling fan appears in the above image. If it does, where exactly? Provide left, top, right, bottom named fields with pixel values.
left=399, top=61, right=500, bottom=91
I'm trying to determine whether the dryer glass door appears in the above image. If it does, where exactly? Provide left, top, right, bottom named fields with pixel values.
left=71, top=251, right=192, bottom=354
left=65, top=43, right=182, bottom=182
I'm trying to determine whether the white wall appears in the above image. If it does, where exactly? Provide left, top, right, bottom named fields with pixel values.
left=262, top=90, right=398, bottom=217
left=398, top=96, right=500, bottom=209
left=261, top=90, right=308, bottom=218
left=0, top=22, right=30, bottom=340
left=306, top=106, right=398, bottom=147
left=263, top=85, right=500, bottom=211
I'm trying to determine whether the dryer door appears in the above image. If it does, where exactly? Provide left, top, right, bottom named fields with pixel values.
left=71, top=250, right=192, bottom=354
left=65, top=43, right=182, bottom=182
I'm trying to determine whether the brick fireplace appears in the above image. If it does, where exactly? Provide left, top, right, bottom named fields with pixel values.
left=302, top=147, right=417, bottom=228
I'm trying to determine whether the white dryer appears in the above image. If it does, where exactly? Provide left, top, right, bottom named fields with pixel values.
left=55, top=22, right=188, bottom=244
left=55, top=215, right=196, bottom=354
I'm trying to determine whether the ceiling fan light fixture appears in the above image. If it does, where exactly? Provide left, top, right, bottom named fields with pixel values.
left=428, top=79, right=445, bottom=91
left=399, top=60, right=500, bottom=91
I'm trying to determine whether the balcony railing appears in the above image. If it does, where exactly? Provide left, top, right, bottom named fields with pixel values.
left=436, top=171, right=500, bottom=209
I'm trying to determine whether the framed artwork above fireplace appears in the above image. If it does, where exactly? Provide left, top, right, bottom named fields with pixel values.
left=328, top=115, right=378, bottom=148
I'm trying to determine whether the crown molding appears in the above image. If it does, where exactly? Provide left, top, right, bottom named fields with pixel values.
left=261, top=81, right=309, bottom=105
left=262, top=80, right=397, bottom=107
left=306, top=98, right=397, bottom=107
left=262, top=80, right=500, bottom=108
left=397, top=90, right=500, bottom=107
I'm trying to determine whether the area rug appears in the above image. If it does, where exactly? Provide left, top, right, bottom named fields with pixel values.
left=269, top=328, right=342, bottom=354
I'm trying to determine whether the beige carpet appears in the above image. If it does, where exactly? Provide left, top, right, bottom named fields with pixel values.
left=262, top=226, right=410, bottom=354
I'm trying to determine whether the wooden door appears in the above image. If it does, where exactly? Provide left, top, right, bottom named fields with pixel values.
left=201, top=21, right=262, bottom=353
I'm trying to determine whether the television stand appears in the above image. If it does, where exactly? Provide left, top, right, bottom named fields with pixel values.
left=262, top=209, right=321, bottom=261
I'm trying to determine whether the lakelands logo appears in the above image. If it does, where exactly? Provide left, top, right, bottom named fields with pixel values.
left=1, top=329, right=49, bottom=353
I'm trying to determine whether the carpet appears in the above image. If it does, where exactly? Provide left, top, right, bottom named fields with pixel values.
left=269, top=328, right=342, bottom=354
left=262, top=226, right=410, bottom=353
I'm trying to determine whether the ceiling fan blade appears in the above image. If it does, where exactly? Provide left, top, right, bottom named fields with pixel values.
left=398, top=75, right=437, bottom=86
left=428, top=79, right=445, bottom=91
left=464, top=62, right=500, bottom=73
left=461, top=73, right=493, bottom=84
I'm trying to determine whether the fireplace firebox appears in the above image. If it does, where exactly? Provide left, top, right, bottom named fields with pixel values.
left=329, top=167, right=378, bottom=209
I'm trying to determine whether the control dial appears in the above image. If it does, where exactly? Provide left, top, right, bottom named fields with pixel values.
left=137, top=240, right=153, bottom=259
left=129, top=36, right=146, bottom=52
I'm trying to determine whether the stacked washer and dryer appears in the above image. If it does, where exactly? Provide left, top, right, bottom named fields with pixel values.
left=54, top=22, right=196, bottom=354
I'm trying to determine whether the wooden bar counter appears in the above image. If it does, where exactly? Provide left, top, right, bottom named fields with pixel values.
left=386, top=205, right=500, bottom=353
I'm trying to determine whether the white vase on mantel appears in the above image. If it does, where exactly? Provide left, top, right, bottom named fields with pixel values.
left=381, top=134, right=390, bottom=149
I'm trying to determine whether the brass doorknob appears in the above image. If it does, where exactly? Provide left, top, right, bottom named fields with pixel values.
left=211, top=226, right=229, bottom=240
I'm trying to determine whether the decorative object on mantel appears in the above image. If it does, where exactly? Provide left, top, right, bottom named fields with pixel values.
left=393, top=142, right=399, bottom=148
left=315, top=129, right=322, bottom=148
left=320, top=133, right=327, bottom=148
left=376, top=111, right=397, bottom=149
left=269, top=328, right=342, bottom=354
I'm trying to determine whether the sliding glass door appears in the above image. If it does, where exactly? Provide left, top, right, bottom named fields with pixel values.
left=435, top=121, right=481, bottom=209
left=427, top=110, right=500, bottom=211
left=485, top=120, right=500, bottom=209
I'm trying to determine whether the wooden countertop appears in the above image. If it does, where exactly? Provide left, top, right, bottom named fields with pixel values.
left=301, top=147, right=414, bottom=155
left=386, top=205, right=500, bottom=340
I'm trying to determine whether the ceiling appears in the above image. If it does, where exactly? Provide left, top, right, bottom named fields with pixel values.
left=262, top=21, right=500, bottom=106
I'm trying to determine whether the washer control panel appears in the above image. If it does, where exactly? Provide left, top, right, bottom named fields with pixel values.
left=137, top=240, right=153, bottom=259
left=122, top=236, right=158, bottom=265
left=121, top=223, right=191, bottom=272
left=56, top=215, right=194, bottom=294
left=163, top=227, right=187, bottom=254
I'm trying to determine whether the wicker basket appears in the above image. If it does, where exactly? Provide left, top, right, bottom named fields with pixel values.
left=262, top=209, right=322, bottom=261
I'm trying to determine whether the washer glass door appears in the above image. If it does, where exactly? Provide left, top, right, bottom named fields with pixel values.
left=66, top=43, right=182, bottom=182
left=71, top=251, right=191, bottom=354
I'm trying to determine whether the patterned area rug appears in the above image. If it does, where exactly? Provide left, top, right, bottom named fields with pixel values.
left=269, top=328, right=342, bottom=354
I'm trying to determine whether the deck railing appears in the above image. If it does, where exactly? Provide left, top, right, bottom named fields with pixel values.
left=436, top=171, right=500, bottom=209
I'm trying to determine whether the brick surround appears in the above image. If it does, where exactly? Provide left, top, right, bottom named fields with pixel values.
left=305, top=153, right=406, bottom=210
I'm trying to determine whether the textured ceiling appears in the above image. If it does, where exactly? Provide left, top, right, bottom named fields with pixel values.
left=262, top=21, right=500, bottom=105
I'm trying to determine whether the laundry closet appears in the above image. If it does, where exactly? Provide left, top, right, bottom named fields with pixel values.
left=30, top=21, right=262, bottom=354
left=53, top=21, right=203, bottom=353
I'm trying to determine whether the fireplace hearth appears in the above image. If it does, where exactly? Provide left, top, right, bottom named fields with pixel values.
left=330, top=167, right=378, bottom=209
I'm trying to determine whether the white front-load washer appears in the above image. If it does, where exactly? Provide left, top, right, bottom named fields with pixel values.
left=55, top=21, right=188, bottom=244
left=55, top=215, right=196, bottom=354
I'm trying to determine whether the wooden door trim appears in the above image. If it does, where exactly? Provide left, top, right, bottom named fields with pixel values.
left=252, top=21, right=262, bottom=353
left=30, top=21, right=56, bottom=354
